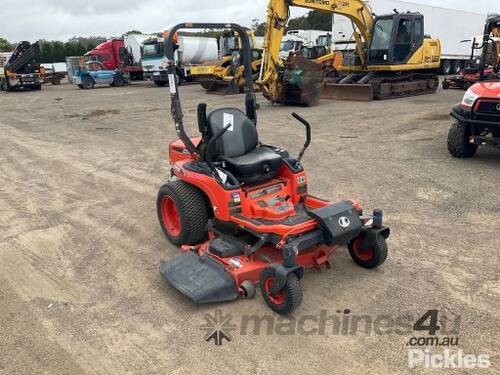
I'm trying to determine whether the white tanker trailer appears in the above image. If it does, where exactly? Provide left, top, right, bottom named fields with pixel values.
left=141, top=33, right=218, bottom=86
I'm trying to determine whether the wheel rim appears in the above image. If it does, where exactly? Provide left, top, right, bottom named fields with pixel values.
left=264, top=277, right=285, bottom=305
left=352, top=238, right=374, bottom=262
left=161, top=196, right=181, bottom=236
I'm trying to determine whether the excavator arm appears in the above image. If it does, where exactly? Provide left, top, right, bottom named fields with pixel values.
left=259, top=0, right=374, bottom=103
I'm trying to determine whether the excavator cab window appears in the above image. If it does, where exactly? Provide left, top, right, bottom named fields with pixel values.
left=369, top=13, right=424, bottom=65
left=369, top=17, right=394, bottom=64
left=394, top=18, right=413, bottom=63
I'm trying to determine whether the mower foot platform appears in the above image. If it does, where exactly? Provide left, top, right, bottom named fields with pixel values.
left=160, top=251, right=239, bottom=304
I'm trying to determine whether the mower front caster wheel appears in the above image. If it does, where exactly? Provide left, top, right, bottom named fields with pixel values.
left=348, top=236, right=388, bottom=269
left=260, top=268, right=303, bottom=315
left=157, top=180, right=211, bottom=246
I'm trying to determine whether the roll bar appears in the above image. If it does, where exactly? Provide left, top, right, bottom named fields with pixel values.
left=165, top=23, right=257, bottom=156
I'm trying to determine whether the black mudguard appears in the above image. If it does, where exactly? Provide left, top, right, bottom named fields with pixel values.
left=358, top=226, right=391, bottom=251
left=160, top=252, right=239, bottom=304
left=306, top=201, right=363, bottom=246
left=267, top=264, right=304, bottom=295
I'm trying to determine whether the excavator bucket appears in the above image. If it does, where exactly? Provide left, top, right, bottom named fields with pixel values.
left=322, top=77, right=374, bottom=102
left=280, top=54, right=325, bottom=106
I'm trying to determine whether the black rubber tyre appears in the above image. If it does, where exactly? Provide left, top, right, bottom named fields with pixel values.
left=442, top=80, right=450, bottom=90
left=154, top=80, right=167, bottom=87
left=348, top=236, right=388, bottom=269
left=156, top=180, right=210, bottom=246
left=452, top=60, right=462, bottom=74
left=240, top=280, right=256, bottom=299
left=447, top=121, right=478, bottom=158
left=440, top=60, right=452, bottom=75
left=260, top=268, right=303, bottom=315
left=113, top=75, right=125, bottom=87
left=81, top=76, right=94, bottom=89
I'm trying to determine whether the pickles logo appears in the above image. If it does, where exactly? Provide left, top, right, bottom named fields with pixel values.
left=201, top=310, right=237, bottom=346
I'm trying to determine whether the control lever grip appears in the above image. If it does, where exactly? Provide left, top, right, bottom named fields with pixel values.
left=292, top=112, right=311, bottom=164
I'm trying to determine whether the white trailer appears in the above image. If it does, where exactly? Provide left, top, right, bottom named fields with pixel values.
left=331, top=0, right=487, bottom=74
left=280, top=29, right=328, bottom=58
left=124, top=34, right=155, bottom=66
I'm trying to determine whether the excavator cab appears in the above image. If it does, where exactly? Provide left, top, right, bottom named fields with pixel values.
left=368, top=13, right=424, bottom=66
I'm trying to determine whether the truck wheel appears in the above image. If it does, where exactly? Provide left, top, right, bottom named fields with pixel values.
left=440, top=60, right=452, bottom=75
left=82, top=76, right=94, bottom=89
left=442, top=80, right=450, bottom=90
left=154, top=81, right=167, bottom=87
left=260, top=268, right=303, bottom=315
left=447, top=121, right=478, bottom=158
left=452, top=60, right=462, bottom=74
left=33, top=84, right=42, bottom=91
left=157, top=180, right=210, bottom=246
left=113, top=75, right=125, bottom=87
left=348, top=236, right=388, bottom=269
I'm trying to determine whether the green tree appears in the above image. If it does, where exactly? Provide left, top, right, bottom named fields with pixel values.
left=124, top=30, right=143, bottom=35
left=287, top=10, right=332, bottom=31
left=306, top=10, right=332, bottom=31
left=0, top=37, right=12, bottom=52
left=251, top=18, right=267, bottom=37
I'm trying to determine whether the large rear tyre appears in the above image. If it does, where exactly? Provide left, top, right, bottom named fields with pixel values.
left=157, top=180, right=211, bottom=246
left=447, top=121, right=478, bottom=158
left=260, top=268, right=303, bottom=315
left=348, top=236, right=388, bottom=269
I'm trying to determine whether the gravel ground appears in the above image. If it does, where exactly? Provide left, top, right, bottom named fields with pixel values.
left=0, top=81, right=498, bottom=375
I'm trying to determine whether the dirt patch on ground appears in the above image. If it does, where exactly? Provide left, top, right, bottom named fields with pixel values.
left=65, top=109, right=120, bottom=119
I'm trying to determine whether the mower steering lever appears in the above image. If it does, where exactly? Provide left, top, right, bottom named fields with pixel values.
left=292, top=112, right=311, bottom=164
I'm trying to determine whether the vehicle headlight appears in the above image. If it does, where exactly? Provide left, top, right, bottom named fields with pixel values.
left=461, top=89, right=478, bottom=108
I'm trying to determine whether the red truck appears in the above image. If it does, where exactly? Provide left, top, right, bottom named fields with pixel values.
left=85, top=34, right=152, bottom=80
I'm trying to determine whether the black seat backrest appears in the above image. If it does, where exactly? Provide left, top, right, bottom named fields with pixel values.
left=207, top=108, right=258, bottom=158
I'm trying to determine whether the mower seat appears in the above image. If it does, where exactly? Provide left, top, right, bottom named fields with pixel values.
left=207, top=108, right=282, bottom=184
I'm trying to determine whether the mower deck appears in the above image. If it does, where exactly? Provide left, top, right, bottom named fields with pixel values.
left=160, top=252, right=239, bottom=303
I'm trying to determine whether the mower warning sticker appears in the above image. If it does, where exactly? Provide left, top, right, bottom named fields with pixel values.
left=223, top=113, right=234, bottom=132
left=168, top=74, right=177, bottom=94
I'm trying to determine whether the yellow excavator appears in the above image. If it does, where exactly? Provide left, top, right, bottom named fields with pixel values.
left=190, top=30, right=263, bottom=94
left=258, top=0, right=442, bottom=104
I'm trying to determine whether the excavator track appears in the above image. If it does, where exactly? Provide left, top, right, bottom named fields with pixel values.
left=323, top=72, right=439, bottom=101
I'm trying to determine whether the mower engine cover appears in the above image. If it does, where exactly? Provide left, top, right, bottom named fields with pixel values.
left=307, top=201, right=362, bottom=245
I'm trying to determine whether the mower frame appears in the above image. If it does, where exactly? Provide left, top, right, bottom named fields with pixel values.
left=159, top=23, right=390, bottom=314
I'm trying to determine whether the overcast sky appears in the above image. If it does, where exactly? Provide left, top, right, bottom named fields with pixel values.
left=1, top=0, right=499, bottom=42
